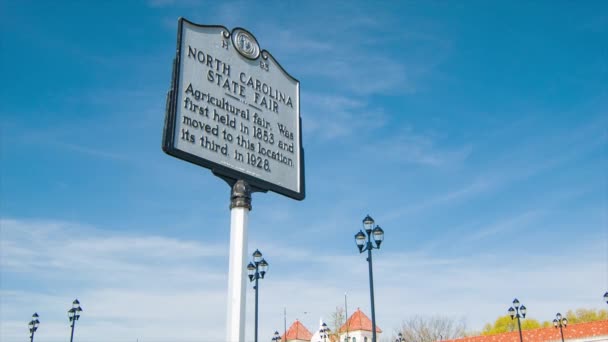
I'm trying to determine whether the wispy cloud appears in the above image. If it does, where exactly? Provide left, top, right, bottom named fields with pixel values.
left=2, top=217, right=604, bottom=342
left=301, top=92, right=386, bottom=140
left=0, top=218, right=231, bottom=341
left=383, top=178, right=491, bottom=222
left=364, top=126, right=473, bottom=167
left=306, top=56, right=414, bottom=95
left=465, top=210, right=543, bottom=241
left=381, top=112, right=607, bottom=225
left=49, top=141, right=131, bottom=162
left=0, top=219, right=227, bottom=288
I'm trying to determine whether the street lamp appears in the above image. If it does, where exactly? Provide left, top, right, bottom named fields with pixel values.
left=248, top=249, right=269, bottom=342
left=553, top=313, right=567, bottom=342
left=272, top=330, right=282, bottom=342
left=68, top=299, right=83, bottom=342
left=508, top=298, right=526, bottom=342
left=319, top=322, right=330, bottom=342
left=395, top=332, right=405, bottom=342
left=354, top=214, right=384, bottom=342
left=28, top=312, right=40, bottom=342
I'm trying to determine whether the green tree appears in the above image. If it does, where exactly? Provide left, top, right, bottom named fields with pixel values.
left=482, top=315, right=541, bottom=335
left=560, top=308, right=607, bottom=324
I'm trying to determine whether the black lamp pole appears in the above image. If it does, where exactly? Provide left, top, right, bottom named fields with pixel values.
left=508, top=298, right=526, bottom=342
left=553, top=313, right=567, bottom=342
left=68, top=299, right=83, bottom=342
left=28, top=313, right=40, bottom=342
left=354, top=215, right=384, bottom=342
left=248, top=249, right=268, bottom=342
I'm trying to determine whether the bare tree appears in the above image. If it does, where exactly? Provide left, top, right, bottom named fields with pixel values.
left=397, top=315, right=467, bottom=342
left=329, top=306, right=346, bottom=339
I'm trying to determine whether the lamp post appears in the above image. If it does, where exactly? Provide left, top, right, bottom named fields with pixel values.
left=354, top=214, right=384, bottom=342
left=395, top=332, right=405, bottom=342
left=28, top=313, right=40, bottom=342
left=272, top=330, right=282, bottom=342
left=68, top=299, right=83, bottom=342
left=319, top=322, right=330, bottom=342
left=248, top=249, right=269, bottom=342
left=553, top=313, right=567, bottom=342
left=508, top=298, right=526, bottom=342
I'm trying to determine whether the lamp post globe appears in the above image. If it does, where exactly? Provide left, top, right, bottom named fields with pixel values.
left=363, top=215, right=375, bottom=232
left=372, top=226, right=384, bottom=247
left=353, top=214, right=384, bottom=342
left=253, top=249, right=263, bottom=263
left=604, top=291, right=608, bottom=304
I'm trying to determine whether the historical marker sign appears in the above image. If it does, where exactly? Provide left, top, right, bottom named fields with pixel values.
left=163, top=18, right=305, bottom=200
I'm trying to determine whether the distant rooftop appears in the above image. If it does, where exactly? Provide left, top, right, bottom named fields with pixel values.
left=338, top=308, right=383, bottom=334
left=282, top=319, right=313, bottom=341
left=442, top=320, right=608, bottom=342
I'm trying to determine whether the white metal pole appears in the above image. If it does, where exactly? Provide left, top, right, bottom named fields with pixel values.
left=226, top=180, right=251, bottom=342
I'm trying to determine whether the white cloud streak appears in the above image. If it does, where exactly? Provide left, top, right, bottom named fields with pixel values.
left=301, top=92, right=387, bottom=140
left=363, top=126, right=473, bottom=167
left=1, top=218, right=605, bottom=342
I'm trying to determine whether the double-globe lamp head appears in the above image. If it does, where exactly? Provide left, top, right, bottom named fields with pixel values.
left=272, top=330, right=282, bottom=341
left=355, top=215, right=384, bottom=252
left=508, top=298, right=526, bottom=319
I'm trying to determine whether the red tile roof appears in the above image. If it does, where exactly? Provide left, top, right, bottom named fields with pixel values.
left=338, top=308, right=383, bottom=333
left=282, top=319, right=313, bottom=341
left=442, top=320, right=608, bottom=342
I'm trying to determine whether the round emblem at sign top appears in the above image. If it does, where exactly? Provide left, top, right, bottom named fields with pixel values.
left=232, top=28, right=260, bottom=60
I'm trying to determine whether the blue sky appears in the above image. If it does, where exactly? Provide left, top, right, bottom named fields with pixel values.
left=1, top=1, right=606, bottom=341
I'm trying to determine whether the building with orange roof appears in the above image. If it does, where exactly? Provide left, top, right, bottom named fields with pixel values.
left=337, top=308, right=382, bottom=342
left=281, top=309, right=382, bottom=342
left=441, top=320, right=608, bottom=342
left=282, top=319, right=314, bottom=342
